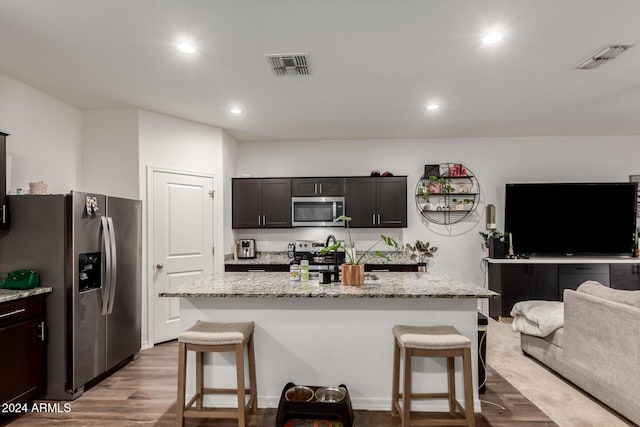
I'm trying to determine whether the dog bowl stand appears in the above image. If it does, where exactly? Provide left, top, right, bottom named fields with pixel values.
left=275, top=382, right=354, bottom=427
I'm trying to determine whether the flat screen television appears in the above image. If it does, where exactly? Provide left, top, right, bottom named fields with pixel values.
left=504, top=183, right=638, bottom=256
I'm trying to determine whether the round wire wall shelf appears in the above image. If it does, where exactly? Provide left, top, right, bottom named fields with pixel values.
left=415, top=163, right=480, bottom=225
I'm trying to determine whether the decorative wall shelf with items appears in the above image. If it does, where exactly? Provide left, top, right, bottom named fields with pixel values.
left=415, top=163, right=480, bottom=225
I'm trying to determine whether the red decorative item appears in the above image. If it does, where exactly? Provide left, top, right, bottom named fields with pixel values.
left=448, top=164, right=463, bottom=177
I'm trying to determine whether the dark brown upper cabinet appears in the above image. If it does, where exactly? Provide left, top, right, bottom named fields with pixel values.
left=291, top=178, right=345, bottom=197
left=0, top=131, right=8, bottom=229
left=345, top=176, right=407, bottom=228
left=232, top=178, right=292, bottom=228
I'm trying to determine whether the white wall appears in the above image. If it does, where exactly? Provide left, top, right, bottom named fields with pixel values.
left=221, top=129, right=238, bottom=255
left=138, top=110, right=228, bottom=347
left=81, top=109, right=139, bottom=198
left=236, top=136, right=640, bottom=287
left=138, top=110, right=226, bottom=268
left=0, top=72, right=82, bottom=193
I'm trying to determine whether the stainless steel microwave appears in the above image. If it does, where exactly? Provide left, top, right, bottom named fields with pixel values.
left=291, top=196, right=345, bottom=227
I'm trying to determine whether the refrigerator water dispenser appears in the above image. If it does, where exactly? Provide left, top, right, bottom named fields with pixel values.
left=79, top=252, right=101, bottom=292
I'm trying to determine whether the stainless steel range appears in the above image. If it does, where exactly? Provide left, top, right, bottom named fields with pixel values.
left=292, top=239, right=345, bottom=281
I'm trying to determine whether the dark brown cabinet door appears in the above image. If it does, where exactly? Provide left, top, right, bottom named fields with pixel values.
left=291, top=178, right=345, bottom=196
left=0, top=132, right=7, bottom=229
left=558, top=264, right=610, bottom=300
left=531, top=264, right=559, bottom=300
left=0, top=317, right=45, bottom=404
left=232, top=179, right=262, bottom=228
left=609, top=264, right=640, bottom=290
left=488, top=263, right=559, bottom=319
left=345, top=178, right=376, bottom=227
left=500, top=264, right=533, bottom=317
left=377, top=177, right=407, bottom=227
left=346, top=177, right=407, bottom=228
left=232, top=178, right=291, bottom=228
left=225, top=264, right=289, bottom=272
left=487, top=263, right=503, bottom=320
left=0, top=296, right=46, bottom=405
left=261, top=178, right=291, bottom=228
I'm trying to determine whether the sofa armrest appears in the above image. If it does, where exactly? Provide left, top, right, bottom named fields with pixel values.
left=563, top=289, right=640, bottom=423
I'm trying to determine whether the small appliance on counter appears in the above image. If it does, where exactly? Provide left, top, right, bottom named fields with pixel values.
left=238, top=239, right=256, bottom=259
left=287, top=242, right=295, bottom=258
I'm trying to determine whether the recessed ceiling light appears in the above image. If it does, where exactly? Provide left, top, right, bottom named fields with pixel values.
left=177, top=42, right=196, bottom=54
left=482, top=32, right=503, bottom=45
left=229, top=107, right=244, bottom=114
left=426, top=104, right=440, bottom=111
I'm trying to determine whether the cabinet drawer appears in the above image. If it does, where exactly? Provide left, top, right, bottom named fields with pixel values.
left=558, top=264, right=609, bottom=275
left=559, top=264, right=610, bottom=298
left=0, top=296, right=45, bottom=329
left=365, top=264, right=418, bottom=272
left=225, top=264, right=289, bottom=272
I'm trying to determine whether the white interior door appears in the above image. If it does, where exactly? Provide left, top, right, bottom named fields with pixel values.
left=152, top=170, right=214, bottom=343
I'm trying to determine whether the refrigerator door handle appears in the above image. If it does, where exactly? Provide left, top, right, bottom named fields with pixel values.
left=106, top=216, right=117, bottom=315
left=100, top=216, right=112, bottom=316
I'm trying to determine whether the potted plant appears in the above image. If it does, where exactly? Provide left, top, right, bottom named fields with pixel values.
left=441, top=180, right=456, bottom=194
left=405, top=240, right=438, bottom=271
left=321, top=215, right=398, bottom=285
left=452, top=198, right=474, bottom=210
left=427, top=175, right=442, bottom=194
left=422, top=176, right=455, bottom=211
left=479, top=230, right=510, bottom=258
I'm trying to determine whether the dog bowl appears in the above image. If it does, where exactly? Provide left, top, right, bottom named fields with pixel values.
left=314, top=386, right=346, bottom=403
left=285, top=385, right=314, bottom=402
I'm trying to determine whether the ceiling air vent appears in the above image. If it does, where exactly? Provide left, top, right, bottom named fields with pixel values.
left=265, top=53, right=310, bottom=77
left=575, top=43, right=635, bottom=69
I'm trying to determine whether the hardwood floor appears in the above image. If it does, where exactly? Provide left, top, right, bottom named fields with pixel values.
left=5, top=341, right=555, bottom=426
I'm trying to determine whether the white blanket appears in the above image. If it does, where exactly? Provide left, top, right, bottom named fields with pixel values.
left=510, top=300, right=564, bottom=337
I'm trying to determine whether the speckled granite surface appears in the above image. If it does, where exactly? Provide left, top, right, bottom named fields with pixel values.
left=0, top=287, right=53, bottom=304
left=224, top=251, right=418, bottom=265
left=225, top=252, right=291, bottom=265
left=159, top=272, right=497, bottom=299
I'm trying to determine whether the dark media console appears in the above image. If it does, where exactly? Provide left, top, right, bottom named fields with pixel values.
left=487, top=258, right=640, bottom=320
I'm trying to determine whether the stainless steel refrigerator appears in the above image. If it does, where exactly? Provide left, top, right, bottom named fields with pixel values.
left=0, top=191, right=141, bottom=400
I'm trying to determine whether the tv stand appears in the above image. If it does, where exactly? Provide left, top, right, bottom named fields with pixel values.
left=486, top=257, right=640, bottom=320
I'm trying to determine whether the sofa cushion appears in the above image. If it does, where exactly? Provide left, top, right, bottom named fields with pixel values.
left=576, top=280, right=640, bottom=308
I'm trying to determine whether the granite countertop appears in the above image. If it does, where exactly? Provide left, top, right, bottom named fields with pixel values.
left=159, top=272, right=497, bottom=299
left=224, top=251, right=419, bottom=265
left=0, top=287, right=53, bottom=304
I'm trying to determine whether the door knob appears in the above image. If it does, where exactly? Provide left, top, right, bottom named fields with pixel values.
left=155, top=263, right=164, bottom=269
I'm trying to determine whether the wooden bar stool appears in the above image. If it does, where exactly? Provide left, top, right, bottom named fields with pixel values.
left=176, top=321, right=257, bottom=427
left=391, top=325, right=475, bottom=427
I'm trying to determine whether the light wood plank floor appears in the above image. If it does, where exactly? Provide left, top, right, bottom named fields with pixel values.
left=5, top=341, right=554, bottom=426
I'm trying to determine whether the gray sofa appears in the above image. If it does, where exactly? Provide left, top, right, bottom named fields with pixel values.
left=520, top=282, right=640, bottom=425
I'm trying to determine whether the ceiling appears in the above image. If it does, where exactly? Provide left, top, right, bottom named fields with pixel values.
left=0, top=0, right=639, bottom=142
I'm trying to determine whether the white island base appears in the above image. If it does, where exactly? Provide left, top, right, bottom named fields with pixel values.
left=179, top=296, right=481, bottom=413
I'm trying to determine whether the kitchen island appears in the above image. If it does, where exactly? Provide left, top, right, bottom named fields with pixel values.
left=160, top=272, right=497, bottom=412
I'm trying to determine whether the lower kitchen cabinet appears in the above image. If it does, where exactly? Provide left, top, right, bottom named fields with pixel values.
left=365, top=264, right=418, bottom=272
left=225, top=264, right=289, bottom=272
left=226, top=264, right=419, bottom=273
left=0, top=294, right=47, bottom=406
